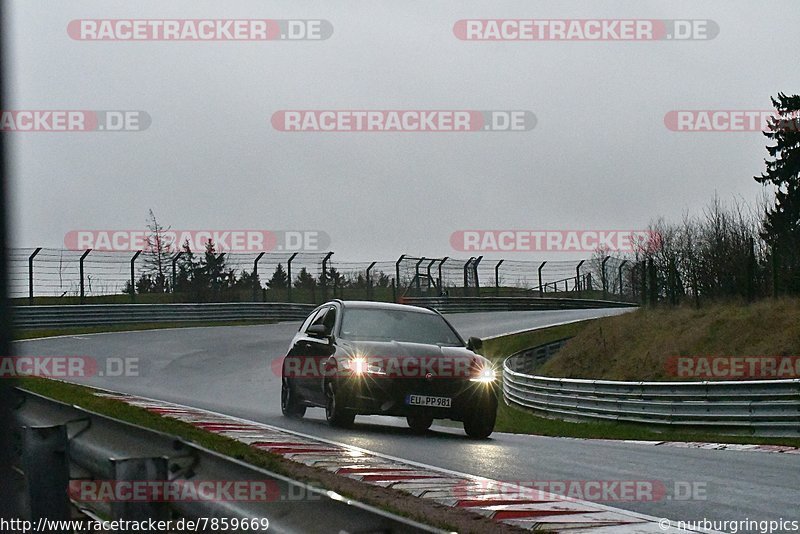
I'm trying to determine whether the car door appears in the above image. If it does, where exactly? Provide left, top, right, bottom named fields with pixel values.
left=290, top=305, right=337, bottom=404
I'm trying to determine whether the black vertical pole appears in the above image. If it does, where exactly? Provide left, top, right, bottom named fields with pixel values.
left=463, top=257, right=474, bottom=295
left=747, top=237, right=755, bottom=302
left=473, top=256, right=483, bottom=296
left=648, top=258, right=657, bottom=306
left=395, top=255, right=406, bottom=302
left=366, top=261, right=376, bottom=300
left=538, top=261, right=547, bottom=296
left=286, top=252, right=298, bottom=303
left=253, top=252, right=265, bottom=302
left=130, top=250, right=141, bottom=303
left=426, top=259, right=436, bottom=292
left=321, top=252, right=333, bottom=301
left=438, top=257, right=448, bottom=295
left=494, top=259, right=504, bottom=297
left=575, top=259, right=585, bottom=294
left=79, top=249, right=91, bottom=304
left=28, top=247, right=41, bottom=305
left=415, top=257, right=425, bottom=294
left=601, top=256, right=610, bottom=300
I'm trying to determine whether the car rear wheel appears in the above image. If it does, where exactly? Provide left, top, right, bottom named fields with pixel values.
left=325, top=381, right=355, bottom=428
left=281, top=378, right=306, bottom=418
left=406, top=415, right=434, bottom=434
left=463, top=394, right=497, bottom=439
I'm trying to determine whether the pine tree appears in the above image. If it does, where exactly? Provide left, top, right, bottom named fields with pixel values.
left=755, top=93, right=800, bottom=293
left=266, top=264, right=288, bottom=289
left=143, top=210, right=173, bottom=292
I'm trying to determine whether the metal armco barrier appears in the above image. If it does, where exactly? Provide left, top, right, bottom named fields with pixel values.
left=402, top=296, right=637, bottom=313
left=13, top=302, right=315, bottom=329
left=13, top=389, right=440, bottom=533
left=503, top=345, right=800, bottom=437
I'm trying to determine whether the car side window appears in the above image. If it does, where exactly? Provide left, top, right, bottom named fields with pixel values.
left=322, top=306, right=337, bottom=333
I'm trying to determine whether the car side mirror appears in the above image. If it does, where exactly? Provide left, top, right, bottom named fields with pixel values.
left=467, top=336, right=483, bottom=352
left=307, top=324, right=329, bottom=338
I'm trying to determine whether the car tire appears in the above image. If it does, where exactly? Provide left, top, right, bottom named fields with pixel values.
left=325, top=381, right=355, bottom=428
left=281, top=378, right=306, bottom=418
left=463, top=393, right=497, bottom=439
left=406, top=415, right=434, bottom=434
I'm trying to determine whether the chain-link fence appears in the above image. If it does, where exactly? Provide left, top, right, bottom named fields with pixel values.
left=11, top=247, right=638, bottom=305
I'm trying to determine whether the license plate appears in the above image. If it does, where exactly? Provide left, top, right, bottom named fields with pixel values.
left=406, top=394, right=452, bottom=408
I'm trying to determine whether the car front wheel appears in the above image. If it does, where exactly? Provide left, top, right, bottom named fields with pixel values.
left=325, top=381, right=355, bottom=428
left=463, top=394, right=497, bottom=439
left=407, top=415, right=434, bottom=434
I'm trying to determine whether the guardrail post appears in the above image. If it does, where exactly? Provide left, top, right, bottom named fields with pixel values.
left=28, top=247, right=42, bottom=305
left=601, top=256, right=610, bottom=300
left=415, top=257, right=425, bottom=293
left=617, top=260, right=627, bottom=299
left=79, top=249, right=91, bottom=304
left=171, top=251, right=184, bottom=299
left=575, top=260, right=585, bottom=295
left=130, top=250, right=142, bottom=303
left=438, top=257, right=448, bottom=295
left=463, top=257, right=474, bottom=295
left=538, top=261, right=547, bottom=296
left=22, top=425, right=71, bottom=530
left=111, top=457, right=170, bottom=522
left=494, top=259, right=504, bottom=297
left=287, top=252, right=298, bottom=302
left=473, top=256, right=483, bottom=296
left=366, top=261, right=376, bottom=300
left=252, top=252, right=265, bottom=302
left=321, top=252, right=333, bottom=301
left=395, top=255, right=405, bottom=302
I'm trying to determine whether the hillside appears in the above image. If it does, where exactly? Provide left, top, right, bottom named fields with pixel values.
left=537, top=298, right=800, bottom=381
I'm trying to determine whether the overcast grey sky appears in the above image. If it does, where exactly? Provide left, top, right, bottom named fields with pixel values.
left=4, top=1, right=799, bottom=261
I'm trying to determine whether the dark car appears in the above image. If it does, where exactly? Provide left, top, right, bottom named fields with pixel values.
left=280, top=300, right=498, bottom=438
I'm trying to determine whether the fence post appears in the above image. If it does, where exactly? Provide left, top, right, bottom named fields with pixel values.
left=79, top=249, right=91, bottom=304
left=747, top=237, right=755, bottom=302
left=287, top=252, right=298, bottom=303
left=130, top=250, right=142, bottom=303
left=473, top=256, right=483, bottom=296
left=321, top=252, right=333, bottom=302
left=494, top=259, right=504, bottom=297
left=438, top=257, right=448, bottom=294
left=253, top=252, right=265, bottom=302
left=538, top=261, right=547, bottom=296
left=391, top=277, right=396, bottom=302
left=426, top=259, right=436, bottom=293
left=617, top=260, right=627, bottom=300
left=366, top=261, right=376, bottom=300
left=463, top=257, right=474, bottom=295
left=395, top=255, right=406, bottom=302
left=28, top=247, right=42, bottom=305
left=415, top=257, right=425, bottom=293
left=575, top=259, right=585, bottom=294
left=601, top=256, right=610, bottom=300
left=171, top=251, right=184, bottom=298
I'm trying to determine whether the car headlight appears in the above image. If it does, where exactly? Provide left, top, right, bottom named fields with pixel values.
left=344, top=356, right=385, bottom=376
left=469, top=365, right=497, bottom=383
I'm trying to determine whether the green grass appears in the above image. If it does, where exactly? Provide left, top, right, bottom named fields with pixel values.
left=13, top=320, right=274, bottom=340
left=478, top=319, right=800, bottom=447
left=539, top=298, right=800, bottom=381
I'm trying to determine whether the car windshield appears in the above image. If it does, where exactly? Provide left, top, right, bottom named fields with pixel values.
left=339, top=308, right=463, bottom=346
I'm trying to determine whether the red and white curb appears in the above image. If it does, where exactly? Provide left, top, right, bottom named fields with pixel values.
left=93, top=391, right=715, bottom=533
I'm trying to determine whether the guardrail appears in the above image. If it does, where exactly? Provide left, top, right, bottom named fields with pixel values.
left=13, top=302, right=315, bottom=329
left=502, top=344, right=800, bottom=437
left=402, top=296, right=637, bottom=313
left=13, top=388, right=440, bottom=533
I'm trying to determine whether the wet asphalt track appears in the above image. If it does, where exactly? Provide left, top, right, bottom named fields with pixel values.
left=14, top=308, right=799, bottom=525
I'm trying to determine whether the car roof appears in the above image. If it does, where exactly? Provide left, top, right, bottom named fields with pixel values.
left=337, top=300, right=439, bottom=315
